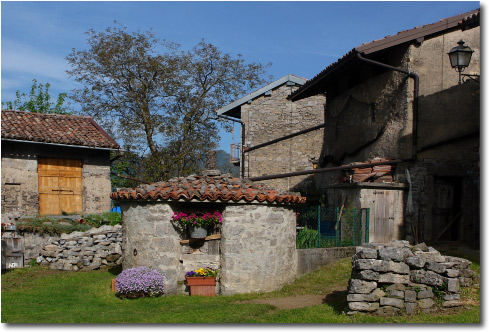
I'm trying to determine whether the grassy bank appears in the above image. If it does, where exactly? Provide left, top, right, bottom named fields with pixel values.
left=1, top=254, right=479, bottom=323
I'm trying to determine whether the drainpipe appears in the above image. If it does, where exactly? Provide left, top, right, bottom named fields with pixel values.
left=217, top=114, right=245, bottom=178
left=356, top=53, right=419, bottom=160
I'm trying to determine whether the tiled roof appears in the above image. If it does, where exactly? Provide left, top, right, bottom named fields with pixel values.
left=1, top=110, right=120, bottom=149
left=111, top=170, right=306, bottom=204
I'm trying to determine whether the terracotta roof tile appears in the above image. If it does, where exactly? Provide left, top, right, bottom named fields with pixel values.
left=1, top=110, right=120, bottom=149
left=111, top=170, right=306, bottom=204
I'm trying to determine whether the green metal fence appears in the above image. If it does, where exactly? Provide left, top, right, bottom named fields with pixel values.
left=296, top=206, right=370, bottom=249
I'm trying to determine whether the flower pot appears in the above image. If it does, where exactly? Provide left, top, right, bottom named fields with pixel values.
left=111, top=278, right=117, bottom=292
left=189, top=226, right=207, bottom=239
left=186, top=277, right=216, bottom=297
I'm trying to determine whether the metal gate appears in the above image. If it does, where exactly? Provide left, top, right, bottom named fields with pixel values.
left=296, top=206, right=370, bottom=248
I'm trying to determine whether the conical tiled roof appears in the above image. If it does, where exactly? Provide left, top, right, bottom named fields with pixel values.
left=111, top=170, right=306, bottom=204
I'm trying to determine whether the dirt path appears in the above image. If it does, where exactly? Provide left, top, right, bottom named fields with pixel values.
left=238, top=286, right=348, bottom=310
left=239, top=294, right=327, bottom=310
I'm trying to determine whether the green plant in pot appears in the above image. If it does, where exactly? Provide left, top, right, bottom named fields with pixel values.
left=172, top=211, right=222, bottom=238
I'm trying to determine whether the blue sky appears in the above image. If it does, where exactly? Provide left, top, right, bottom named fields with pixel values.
left=1, top=1, right=480, bottom=152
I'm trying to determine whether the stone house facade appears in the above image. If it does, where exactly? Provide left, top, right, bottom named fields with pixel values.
left=216, top=74, right=326, bottom=196
left=1, top=110, right=120, bottom=220
left=288, top=9, right=480, bottom=245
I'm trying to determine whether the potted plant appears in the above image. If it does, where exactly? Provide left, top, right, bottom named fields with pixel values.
left=172, top=211, right=222, bottom=238
left=185, top=267, right=219, bottom=297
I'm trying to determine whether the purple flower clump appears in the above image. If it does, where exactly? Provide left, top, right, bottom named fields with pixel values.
left=115, top=266, right=165, bottom=299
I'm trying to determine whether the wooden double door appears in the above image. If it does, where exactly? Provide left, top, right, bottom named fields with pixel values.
left=38, top=158, right=82, bottom=216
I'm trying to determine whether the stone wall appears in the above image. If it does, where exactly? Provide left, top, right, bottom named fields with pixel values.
left=37, top=225, right=122, bottom=271
left=1, top=140, right=112, bottom=220
left=119, top=200, right=299, bottom=296
left=296, top=246, right=356, bottom=277
left=242, top=83, right=325, bottom=193
left=220, top=204, right=298, bottom=295
left=121, top=202, right=182, bottom=295
left=346, top=240, right=477, bottom=316
left=316, top=25, right=480, bottom=245
left=23, top=232, right=61, bottom=264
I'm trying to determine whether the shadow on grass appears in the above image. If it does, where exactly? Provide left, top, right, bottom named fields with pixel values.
left=108, top=265, right=122, bottom=276
left=322, top=289, right=348, bottom=314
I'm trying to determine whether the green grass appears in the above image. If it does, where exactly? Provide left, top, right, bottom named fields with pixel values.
left=1, top=256, right=480, bottom=323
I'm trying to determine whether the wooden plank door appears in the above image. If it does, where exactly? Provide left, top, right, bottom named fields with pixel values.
left=38, top=158, right=82, bottom=215
left=374, top=190, right=395, bottom=242
left=432, top=177, right=461, bottom=241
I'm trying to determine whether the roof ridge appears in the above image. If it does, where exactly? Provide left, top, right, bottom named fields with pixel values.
left=1, top=109, right=92, bottom=119
left=216, top=74, right=308, bottom=116
left=1, top=109, right=120, bottom=149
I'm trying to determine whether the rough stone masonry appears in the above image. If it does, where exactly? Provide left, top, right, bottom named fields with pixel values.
left=37, top=225, right=122, bottom=271
left=346, top=240, right=477, bottom=316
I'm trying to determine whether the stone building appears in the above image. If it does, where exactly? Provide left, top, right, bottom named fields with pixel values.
left=216, top=74, right=325, bottom=196
left=111, top=170, right=305, bottom=295
left=288, top=9, right=480, bottom=245
left=1, top=110, right=120, bottom=219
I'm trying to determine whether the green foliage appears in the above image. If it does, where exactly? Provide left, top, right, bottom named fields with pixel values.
left=110, top=151, right=140, bottom=189
left=82, top=212, right=121, bottom=227
left=15, top=217, right=92, bottom=235
left=2, top=79, right=70, bottom=114
left=66, top=23, right=270, bottom=183
left=431, top=285, right=445, bottom=304
left=0, top=257, right=479, bottom=323
left=15, top=212, right=121, bottom=235
left=296, top=228, right=319, bottom=249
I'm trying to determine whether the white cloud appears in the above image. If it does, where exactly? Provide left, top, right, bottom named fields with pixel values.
left=1, top=39, right=70, bottom=82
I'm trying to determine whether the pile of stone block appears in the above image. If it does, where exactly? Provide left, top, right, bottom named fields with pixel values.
left=37, top=225, right=122, bottom=271
left=347, top=240, right=477, bottom=315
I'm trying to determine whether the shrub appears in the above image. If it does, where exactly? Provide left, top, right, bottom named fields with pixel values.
left=16, top=217, right=92, bottom=235
left=116, top=266, right=165, bottom=299
left=296, top=228, right=319, bottom=249
left=83, top=212, right=121, bottom=227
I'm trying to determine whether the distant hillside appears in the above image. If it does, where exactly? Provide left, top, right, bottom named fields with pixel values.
left=216, top=150, right=240, bottom=177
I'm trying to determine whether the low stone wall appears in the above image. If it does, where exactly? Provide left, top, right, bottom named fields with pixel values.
left=296, top=247, right=356, bottom=277
left=23, top=232, right=60, bottom=264
left=37, top=225, right=122, bottom=271
left=346, top=240, right=477, bottom=315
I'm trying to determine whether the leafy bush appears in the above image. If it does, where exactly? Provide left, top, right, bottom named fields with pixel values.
left=116, top=266, right=165, bottom=299
left=82, top=212, right=121, bottom=227
left=15, top=212, right=121, bottom=235
left=296, top=228, right=319, bottom=249
left=16, top=217, right=92, bottom=235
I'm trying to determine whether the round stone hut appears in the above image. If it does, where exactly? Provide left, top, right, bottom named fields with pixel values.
left=110, top=170, right=306, bottom=295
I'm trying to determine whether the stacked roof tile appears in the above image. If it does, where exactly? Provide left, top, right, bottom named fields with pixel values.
left=340, top=158, right=394, bottom=183
left=111, top=170, right=306, bottom=204
left=1, top=110, right=120, bottom=149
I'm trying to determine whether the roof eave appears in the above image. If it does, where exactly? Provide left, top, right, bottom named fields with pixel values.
left=216, top=74, right=307, bottom=117
left=288, top=8, right=480, bottom=102
left=1, top=138, right=121, bottom=151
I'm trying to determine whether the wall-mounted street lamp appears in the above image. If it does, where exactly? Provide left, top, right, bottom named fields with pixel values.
left=447, top=40, right=479, bottom=84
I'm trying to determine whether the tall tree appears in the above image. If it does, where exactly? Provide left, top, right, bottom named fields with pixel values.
left=2, top=79, right=70, bottom=114
left=67, top=23, right=269, bottom=182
